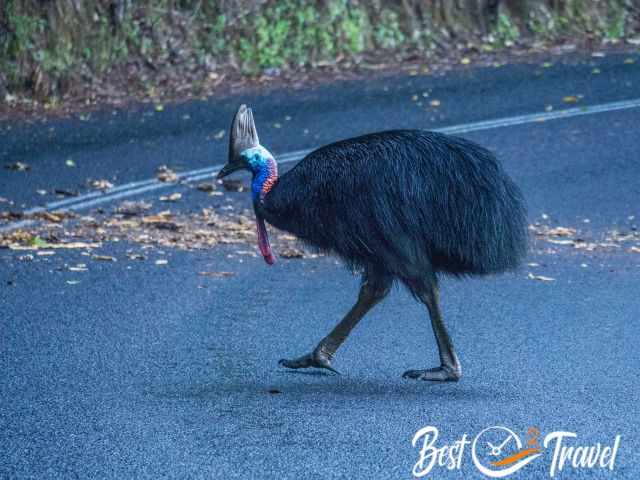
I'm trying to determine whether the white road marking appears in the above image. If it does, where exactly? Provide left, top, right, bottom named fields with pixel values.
left=2, top=97, right=640, bottom=233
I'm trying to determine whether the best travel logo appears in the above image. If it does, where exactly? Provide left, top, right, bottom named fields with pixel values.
left=412, top=425, right=621, bottom=478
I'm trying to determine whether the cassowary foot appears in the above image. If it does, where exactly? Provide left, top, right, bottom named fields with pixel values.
left=278, top=347, right=340, bottom=375
left=402, top=365, right=461, bottom=382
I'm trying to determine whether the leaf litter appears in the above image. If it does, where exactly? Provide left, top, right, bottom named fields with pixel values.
left=1, top=187, right=637, bottom=282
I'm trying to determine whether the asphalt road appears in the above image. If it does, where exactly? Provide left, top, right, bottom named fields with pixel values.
left=2, top=52, right=640, bottom=479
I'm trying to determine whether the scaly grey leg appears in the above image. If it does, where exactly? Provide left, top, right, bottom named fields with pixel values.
left=403, top=275, right=462, bottom=382
left=279, top=270, right=391, bottom=374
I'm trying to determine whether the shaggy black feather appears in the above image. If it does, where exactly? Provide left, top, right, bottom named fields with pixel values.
left=258, top=130, right=527, bottom=281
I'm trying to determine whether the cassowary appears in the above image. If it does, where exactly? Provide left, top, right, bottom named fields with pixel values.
left=217, top=105, right=527, bottom=382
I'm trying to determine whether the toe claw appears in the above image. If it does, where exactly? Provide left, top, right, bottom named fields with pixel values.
left=278, top=350, right=341, bottom=374
left=402, top=366, right=461, bottom=382
left=322, top=364, right=341, bottom=375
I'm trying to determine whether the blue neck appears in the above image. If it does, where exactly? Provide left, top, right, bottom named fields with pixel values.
left=241, top=146, right=278, bottom=202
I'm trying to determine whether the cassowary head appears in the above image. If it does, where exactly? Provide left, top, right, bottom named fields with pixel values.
left=217, top=104, right=278, bottom=265
left=217, top=104, right=260, bottom=179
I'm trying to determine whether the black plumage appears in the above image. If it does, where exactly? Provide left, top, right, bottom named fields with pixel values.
left=261, top=130, right=527, bottom=280
left=218, top=105, right=528, bottom=382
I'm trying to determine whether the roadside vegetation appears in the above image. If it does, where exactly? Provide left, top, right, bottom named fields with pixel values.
left=0, top=0, right=638, bottom=111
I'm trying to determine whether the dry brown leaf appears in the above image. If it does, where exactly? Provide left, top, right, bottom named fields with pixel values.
left=280, top=247, right=304, bottom=259
left=528, top=273, right=555, bottom=282
left=546, top=239, right=575, bottom=245
left=221, top=179, right=244, bottom=192
left=198, top=271, right=235, bottom=277
left=89, top=179, right=114, bottom=190
left=116, top=201, right=152, bottom=216
left=160, top=192, right=182, bottom=202
left=5, top=161, right=30, bottom=171
left=68, top=266, right=88, bottom=272
left=157, top=165, right=178, bottom=182
left=547, top=227, right=576, bottom=237
left=92, top=254, right=116, bottom=261
left=8, top=241, right=101, bottom=250
left=197, top=183, right=216, bottom=192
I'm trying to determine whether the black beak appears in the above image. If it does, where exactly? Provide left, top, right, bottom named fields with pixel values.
left=216, top=163, right=243, bottom=180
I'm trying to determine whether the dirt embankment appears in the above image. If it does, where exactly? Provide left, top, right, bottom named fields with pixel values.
left=1, top=1, right=639, bottom=117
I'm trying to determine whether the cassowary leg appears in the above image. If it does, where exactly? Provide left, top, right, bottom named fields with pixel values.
left=403, top=276, right=462, bottom=382
left=278, top=272, right=391, bottom=374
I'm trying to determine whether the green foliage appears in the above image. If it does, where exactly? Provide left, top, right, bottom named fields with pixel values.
left=0, top=0, right=638, bottom=101
left=490, top=13, right=520, bottom=47
left=374, top=9, right=406, bottom=50
left=234, top=0, right=369, bottom=72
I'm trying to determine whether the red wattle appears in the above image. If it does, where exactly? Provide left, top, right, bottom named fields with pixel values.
left=256, top=217, right=275, bottom=265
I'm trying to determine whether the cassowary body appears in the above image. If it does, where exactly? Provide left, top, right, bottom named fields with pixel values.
left=217, top=105, right=528, bottom=381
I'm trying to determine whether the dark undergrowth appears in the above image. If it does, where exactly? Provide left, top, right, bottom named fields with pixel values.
left=0, top=0, right=639, bottom=110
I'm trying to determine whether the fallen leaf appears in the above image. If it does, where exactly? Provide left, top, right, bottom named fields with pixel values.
left=547, top=227, right=576, bottom=237
left=142, top=211, right=173, bottom=223
left=92, top=254, right=116, bottom=261
left=116, top=201, right=152, bottom=216
left=89, top=179, right=114, bottom=190
left=5, top=161, right=30, bottom=171
left=68, top=265, right=88, bottom=272
left=54, top=188, right=78, bottom=197
left=160, top=192, right=182, bottom=202
left=38, top=212, right=63, bottom=223
left=8, top=240, right=101, bottom=251
left=280, top=247, right=304, bottom=259
left=528, top=273, right=555, bottom=282
left=221, top=179, right=244, bottom=192
left=157, top=165, right=178, bottom=183
left=197, top=183, right=216, bottom=192
left=198, top=271, right=235, bottom=277
left=546, top=239, right=574, bottom=245
left=142, top=212, right=180, bottom=231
